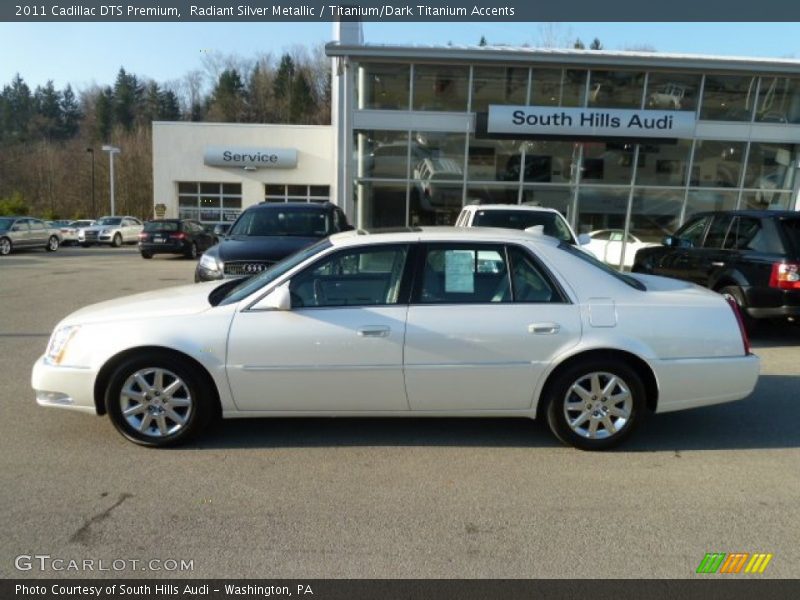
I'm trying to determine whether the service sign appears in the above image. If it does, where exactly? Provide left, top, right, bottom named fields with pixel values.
left=204, top=146, right=298, bottom=169
left=485, top=105, right=696, bottom=139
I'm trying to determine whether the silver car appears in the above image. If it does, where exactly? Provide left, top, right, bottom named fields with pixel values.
left=78, top=216, right=143, bottom=247
left=0, top=217, right=61, bottom=255
left=59, top=219, right=95, bottom=245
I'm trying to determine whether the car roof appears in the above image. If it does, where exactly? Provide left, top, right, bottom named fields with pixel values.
left=253, top=201, right=332, bottom=210
left=329, top=226, right=561, bottom=248
left=462, top=204, right=561, bottom=214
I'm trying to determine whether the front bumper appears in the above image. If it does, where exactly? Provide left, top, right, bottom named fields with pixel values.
left=651, top=353, right=760, bottom=413
left=31, top=355, right=98, bottom=414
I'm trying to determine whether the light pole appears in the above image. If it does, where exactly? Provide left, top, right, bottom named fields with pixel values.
left=86, top=147, right=96, bottom=217
left=101, top=144, right=121, bottom=216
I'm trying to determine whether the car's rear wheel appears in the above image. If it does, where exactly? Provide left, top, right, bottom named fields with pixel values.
left=111, top=233, right=122, bottom=247
left=545, top=359, right=645, bottom=450
left=46, top=235, right=59, bottom=252
left=0, top=237, right=11, bottom=255
left=719, top=286, right=758, bottom=333
left=105, top=353, right=214, bottom=447
left=141, top=251, right=153, bottom=259
left=185, top=242, right=198, bottom=260
left=81, top=243, right=92, bottom=248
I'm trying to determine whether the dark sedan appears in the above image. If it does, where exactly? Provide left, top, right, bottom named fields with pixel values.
left=139, top=219, right=217, bottom=259
left=195, top=202, right=351, bottom=282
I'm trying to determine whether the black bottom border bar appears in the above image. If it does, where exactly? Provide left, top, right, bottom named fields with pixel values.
left=3, top=579, right=800, bottom=600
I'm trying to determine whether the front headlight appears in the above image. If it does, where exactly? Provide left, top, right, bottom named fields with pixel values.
left=101, top=229, right=110, bottom=234
left=45, top=325, right=81, bottom=365
left=200, top=254, right=221, bottom=271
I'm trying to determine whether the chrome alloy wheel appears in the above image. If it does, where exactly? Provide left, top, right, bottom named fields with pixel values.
left=0, top=238, right=10, bottom=255
left=119, top=368, right=193, bottom=437
left=563, top=371, right=633, bottom=439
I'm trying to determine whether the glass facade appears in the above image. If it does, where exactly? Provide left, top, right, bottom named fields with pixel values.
left=348, top=60, right=800, bottom=262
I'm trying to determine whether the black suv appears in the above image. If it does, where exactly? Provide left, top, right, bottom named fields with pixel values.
left=632, top=210, right=800, bottom=328
left=139, top=219, right=217, bottom=259
left=195, top=202, right=351, bottom=282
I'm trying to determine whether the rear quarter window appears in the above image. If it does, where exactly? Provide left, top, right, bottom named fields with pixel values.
left=779, top=217, right=800, bottom=257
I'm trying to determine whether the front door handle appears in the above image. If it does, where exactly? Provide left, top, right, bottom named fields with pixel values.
left=358, top=326, right=390, bottom=338
left=528, top=322, right=560, bottom=335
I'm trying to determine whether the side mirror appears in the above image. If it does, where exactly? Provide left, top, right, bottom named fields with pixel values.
left=577, top=233, right=591, bottom=246
left=253, top=283, right=291, bottom=311
left=662, top=235, right=675, bottom=247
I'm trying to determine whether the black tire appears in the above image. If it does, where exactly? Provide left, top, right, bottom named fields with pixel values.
left=111, top=233, right=122, bottom=248
left=545, top=358, right=646, bottom=451
left=0, top=237, right=11, bottom=256
left=719, top=285, right=758, bottom=334
left=81, top=243, right=92, bottom=248
left=141, top=251, right=153, bottom=259
left=45, top=235, right=59, bottom=252
left=105, top=352, right=215, bottom=447
left=184, top=242, right=198, bottom=260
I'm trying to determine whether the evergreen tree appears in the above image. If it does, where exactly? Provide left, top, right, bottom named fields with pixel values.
left=289, top=71, right=314, bottom=123
left=207, top=68, right=246, bottom=122
left=60, top=84, right=81, bottom=138
left=5, top=74, right=34, bottom=142
left=159, top=89, right=181, bottom=120
left=590, top=38, right=603, bottom=50
left=273, top=54, right=295, bottom=121
left=574, top=38, right=586, bottom=49
left=479, top=36, right=487, bottom=47
left=33, top=81, right=63, bottom=140
left=94, top=86, right=114, bottom=140
left=113, top=68, right=141, bottom=131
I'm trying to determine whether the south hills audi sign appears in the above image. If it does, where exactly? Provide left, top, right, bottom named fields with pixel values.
left=481, top=105, right=696, bottom=140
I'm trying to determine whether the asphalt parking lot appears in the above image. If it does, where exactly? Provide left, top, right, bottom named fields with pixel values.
left=1, top=245, right=799, bottom=579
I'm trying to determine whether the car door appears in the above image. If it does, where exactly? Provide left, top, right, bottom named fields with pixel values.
left=10, top=219, right=31, bottom=247
left=125, top=218, right=143, bottom=242
left=27, top=219, right=48, bottom=247
left=226, top=243, right=412, bottom=411
left=687, top=213, right=734, bottom=285
left=650, top=215, right=711, bottom=279
left=403, top=242, right=582, bottom=411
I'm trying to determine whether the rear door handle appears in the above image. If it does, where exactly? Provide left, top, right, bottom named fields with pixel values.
left=357, top=326, right=390, bottom=338
left=528, top=323, right=560, bottom=335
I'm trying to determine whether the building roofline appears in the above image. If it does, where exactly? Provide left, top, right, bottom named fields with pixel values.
left=325, top=43, right=800, bottom=75
left=152, top=121, right=332, bottom=130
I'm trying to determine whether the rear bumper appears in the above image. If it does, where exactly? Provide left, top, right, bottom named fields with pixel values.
left=650, top=354, right=760, bottom=413
left=31, top=355, right=98, bottom=414
left=140, top=241, right=186, bottom=254
left=743, top=287, right=800, bottom=319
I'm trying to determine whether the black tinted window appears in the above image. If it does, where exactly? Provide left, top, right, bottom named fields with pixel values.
left=230, top=208, right=332, bottom=237
left=471, top=210, right=574, bottom=242
left=676, top=216, right=710, bottom=248
left=704, top=215, right=733, bottom=248
left=144, top=222, right=179, bottom=232
left=779, top=217, right=800, bottom=255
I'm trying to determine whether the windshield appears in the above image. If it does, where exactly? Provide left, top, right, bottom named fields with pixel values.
left=472, top=210, right=575, bottom=243
left=558, top=242, right=646, bottom=291
left=70, top=220, right=93, bottom=227
left=144, top=221, right=179, bottom=232
left=213, top=239, right=333, bottom=307
left=0, top=218, right=13, bottom=231
left=229, top=208, right=332, bottom=237
left=96, top=217, right=121, bottom=226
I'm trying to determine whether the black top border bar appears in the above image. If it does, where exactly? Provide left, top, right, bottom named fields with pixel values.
left=4, top=0, right=800, bottom=22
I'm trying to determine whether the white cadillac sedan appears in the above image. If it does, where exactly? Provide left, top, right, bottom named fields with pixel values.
left=32, top=228, right=759, bottom=450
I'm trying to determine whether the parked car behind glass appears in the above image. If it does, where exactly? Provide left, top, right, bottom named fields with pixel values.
left=633, top=210, right=800, bottom=329
left=139, top=219, right=217, bottom=259
left=0, top=217, right=61, bottom=255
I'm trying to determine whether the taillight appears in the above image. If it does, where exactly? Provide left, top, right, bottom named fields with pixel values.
left=169, top=232, right=186, bottom=240
left=725, top=297, right=751, bottom=355
left=138, top=232, right=147, bottom=239
left=769, top=262, right=800, bottom=290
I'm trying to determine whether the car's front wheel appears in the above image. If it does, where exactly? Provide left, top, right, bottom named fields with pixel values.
left=141, top=251, right=153, bottom=259
left=111, top=233, right=122, bottom=247
left=105, top=353, right=214, bottom=447
left=46, top=235, right=59, bottom=252
left=545, top=359, right=646, bottom=450
left=0, top=237, right=11, bottom=255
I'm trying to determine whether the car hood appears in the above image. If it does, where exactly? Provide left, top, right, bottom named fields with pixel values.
left=60, top=281, right=222, bottom=326
left=215, top=235, right=321, bottom=262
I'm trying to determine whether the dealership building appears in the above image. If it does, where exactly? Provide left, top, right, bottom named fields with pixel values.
left=153, top=22, right=800, bottom=245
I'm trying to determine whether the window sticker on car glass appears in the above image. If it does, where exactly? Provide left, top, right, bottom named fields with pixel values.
left=445, top=250, right=475, bottom=293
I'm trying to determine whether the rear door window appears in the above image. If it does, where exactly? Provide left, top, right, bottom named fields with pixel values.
left=703, top=214, right=733, bottom=248
left=779, top=217, right=800, bottom=257
left=676, top=216, right=710, bottom=248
